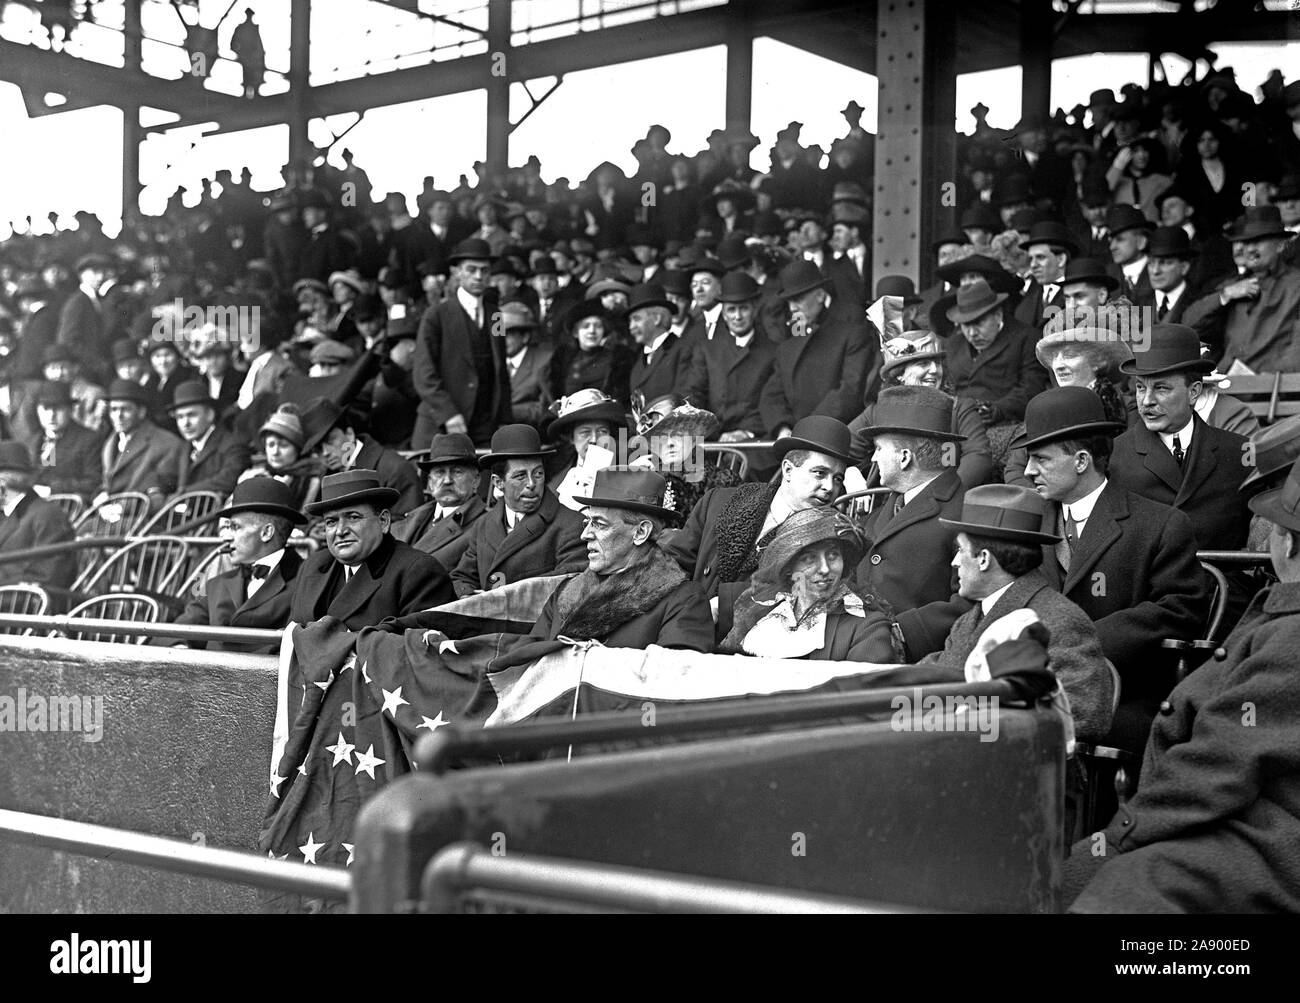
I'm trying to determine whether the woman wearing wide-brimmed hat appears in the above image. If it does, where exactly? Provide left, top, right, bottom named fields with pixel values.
left=628, top=395, right=742, bottom=519
left=550, top=299, right=634, bottom=408
left=718, top=507, right=895, bottom=661
left=543, top=388, right=627, bottom=511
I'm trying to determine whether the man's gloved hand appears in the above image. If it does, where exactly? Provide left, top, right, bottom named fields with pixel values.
left=974, top=400, right=1004, bottom=425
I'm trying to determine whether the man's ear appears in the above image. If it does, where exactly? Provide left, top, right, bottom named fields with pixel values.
left=633, top=520, right=653, bottom=546
left=1286, top=529, right=1299, bottom=561
left=379, top=509, right=392, bottom=532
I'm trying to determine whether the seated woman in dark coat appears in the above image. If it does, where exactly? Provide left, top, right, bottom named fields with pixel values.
left=550, top=300, right=634, bottom=408
left=720, top=507, right=895, bottom=662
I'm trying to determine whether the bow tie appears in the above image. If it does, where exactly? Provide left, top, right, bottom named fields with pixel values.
left=241, top=564, right=270, bottom=584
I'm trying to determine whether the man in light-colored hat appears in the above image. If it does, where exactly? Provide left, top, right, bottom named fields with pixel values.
left=1065, top=454, right=1300, bottom=913
left=451, top=424, right=587, bottom=597
left=919, top=483, right=1115, bottom=744
left=391, top=433, right=487, bottom=570
left=289, top=468, right=454, bottom=629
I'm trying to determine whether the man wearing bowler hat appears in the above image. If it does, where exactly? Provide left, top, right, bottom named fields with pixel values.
left=1055, top=257, right=1120, bottom=330
left=289, top=469, right=453, bottom=629
left=1104, top=205, right=1154, bottom=303
left=760, top=259, right=872, bottom=435
left=97, top=378, right=186, bottom=508
left=663, top=415, right=853, bottom=606
left=57, top=253, right=116, bottom=382
left=0, top=442, right=76, bottom=598
left=1012, top=386, right=1208, bottom=753
left=173, top=478, right=307, bottom=653
left=411, top=237, right=511, bottom=450
left=1064, top=454, right=1300, bottom=913
left=920, top=484, right=1114, bottom=744
left=1015, top=220, right=1078, bottom=330
left=626, top=282, right=690, bottom=408
left=451, top=424, right=587, bottom=597
left=169, top=381, right=251, bottom=499
left=1183, top=206, right=1300, bottom=373
left=682, top=273, right=777, bottom=442
left=391, top=433, right=487, bottom=569
left=24, top=380, right=103, bottom=500
left=855, top=386, right=968, bottom=625
left=1144, top=226, right=1199, bottom=324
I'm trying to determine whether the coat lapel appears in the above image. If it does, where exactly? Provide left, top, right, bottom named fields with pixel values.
left=1173, top=416, right=1217, bottom=508
left=868, top=470, right=957, bottom=546
left=490, top=494, right=551, bottom=571
left=1062, top=485, right=1126, bottom=594
left=969, top=330, right=1011, bottom=377
left=977, top=572, right=1048, bottom=640
left=1131, top=422, right=1183, bottom=495
left=237, top=550, right=300, bottom=617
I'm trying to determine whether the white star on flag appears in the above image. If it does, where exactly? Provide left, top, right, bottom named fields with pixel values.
left=381, top=686, right=410, bottom=717
left=417, top=711, right=449, bottom=732
left=340, top=654, right=356, bottom=673
left=343, top=843, right=355, bottom=866
left=312, top=672, right=335, bottom=694
left=325, top=732, right=355, bottom=767
left=269, top=772, right=286, bottom=797
left=438, top=639, right=459, bottom=655
left=299, top=832, right=325, bottom=865
left=354, top=744, right=385, bottom=780
left=297, top=762, right=307, bottom=776
left=360, top=660, right=372, bottom=684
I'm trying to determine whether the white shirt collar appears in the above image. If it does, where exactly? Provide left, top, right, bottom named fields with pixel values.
left=643, top=331, right=670, bottom=356
left=507, top=346, right=528, bottom=368
left=1156, top=281, right=1186, bottom=307
left=79, top=281, right=99, bottom=300
left=504, top=504, right=523, bottom=530
left=1, top=491, right=26, bottom=517
left=703, top=302, right=722, bottom=328
left=1121, top=256, right=1148, bottom=284
left=345, top=439, right=365, bottom=469
left=980, top=580, right=1016, bottom=615
left=1062, top=477, right=1108, bottom=526
left=189, top=426, right=216, bottom=456
left=902, top=472, right=942, bottom=506
left=456, top=285, right=482, bottom=319
left=732, top=330, right=755, bottom=349
left=1158, top=414, right=1195, bottom=455
left=245, top=547, right=286, bottom=597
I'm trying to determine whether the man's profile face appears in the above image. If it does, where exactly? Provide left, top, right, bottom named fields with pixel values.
left=783, top=451, right=846, bottom=508
left=581, top=505, right=643, bottom=575
left=426, top=463, right=479, bottom=509
left=871, top=434, right=910, bottom=491
left=1135, top=373, right=1197, bottom=434
left=1024, top=443, right=1082, bottom=502
left=1108, top=229, right=1146, bottom=266
left=628, top=306, right=667, bottom=346
left=221, top=513, right=275, bottom=566
left=174, top=404, right=215, bottom=443
left=951, top=533, right=988, bottom=600
left=497, top=458, right=545, bottom=515
left=323, top=504, right=389, bottom=566
left=108, top=400, right=146, bottom=436
left=37, top=403, right=70, bottom=437
left=320, top=426, right=357, bottom=472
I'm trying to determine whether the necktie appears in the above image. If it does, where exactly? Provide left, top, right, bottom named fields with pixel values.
left=40, top=438, right=57, bottom=467
left=1172, top=436, right=1184, bottom=466
left=240, top=564, right=270, bottom=592
left=1157, top=295, right=1170, bottom=321
left=971, top=605, right=985, bottom=627
left=1064, top=511, right=1078, bottom=551
left=1054, top=508, right=1072, bottom=573
left=892, top=494, right=905, bottom=518
left=1044, top=284, right=1058, bottom=303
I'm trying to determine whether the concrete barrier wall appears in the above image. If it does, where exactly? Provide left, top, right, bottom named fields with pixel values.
left=0, top=638, right=278, bottom=914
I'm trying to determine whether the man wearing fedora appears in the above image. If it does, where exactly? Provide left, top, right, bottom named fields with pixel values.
left=299, top=398, right=423, bottom=519
left=920, top=484, right=1114, bottom=744
left=1014, top=220, right=1077, bottom=330
left=0, top=442, right=76, bottom=599
left=1064, top=455, right=1300, bottom=913
left=173, top=478, right=306, bottom=653
left=169, top=381, right=251, bottom=499
left=626, top=282, right=690, bottom=408
left=760, top=260, right=872, bottom=435
left=519, top=469, right=714, bottom=650
left=98, top=378, right=186, bottom=509
left=289, top=468, right=453, bottom=629
left=1012, top=387, right=1208, bottom=752
left=1104, top=205, right=1154, bottom=303
left=24, top=380, right=103, bottom=500
left=1183, top=206, right=1300, bottom=373
left=683, top=273, right=777, bottom=442
left=663, top=415, right=852, bottom=604
left=391, top=433, right=488, bottom=570
left=451, top=424, right=587, bottom=597
left=411, top=237, right=511, bottom=450
left=855, top=386, right=969, bottom=626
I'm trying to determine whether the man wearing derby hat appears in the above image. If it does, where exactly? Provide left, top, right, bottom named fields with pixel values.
left=683, top=273, right=777, bottom=442
left=1054, top=257, right=1119, bottom=329
left=1103, top=204, right=1154, bottom=303
left=1064, top=454, right=1300, bottom=913
left=0, top=442, right=76, bottom=598
left=1015, top=220, right=1079, bottom=330
left=169, top=380, right=251, bottom=499
left=760, top=259, right=872, bottom=435
left=97, top=377, right=186, bottom=509
left=663, top=415, right=854, bottom=607
left=1143, top=226, right=1199, bottom=324
left=172, top=478, right=308, bottom=653
left=1183, top=205, right=1300, bottom=373
left=678, top=255, right=727, bottom=357
left=289, top=469, right=454, bottom=629
left=1008, top=386, right=1208, bottom=753
left=392, top=433, right=488, bottom=570
left=57, top=253, right=117, bottom=383
left=827, top=202, right=872, bottom=311
left=299, top=397, right=424, bottom=518
left=918, top=484, right=1115, bottom=744
left=24, top=380, right=103, bottom=500
left=626, top=282, right=690, bottom=407
left=411, top=236, right=511, bottom=450
left=451, top=424, right=587, bottom=597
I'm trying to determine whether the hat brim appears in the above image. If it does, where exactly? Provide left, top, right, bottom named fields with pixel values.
left=418, top=453, right=481, bottom=469
left=937, top=518, right=1061, bottom=545
left=305, top=486, right=401, bottom=516
left=773, top=435, right=855, bottom=463
left=1118, top=358, right=1217, bottom=378
left=1226, top=226, right=1291, bottom=243
left=570, top=495, right=683, bottom=526
left=216, top=501, right=308, bottom=526
left=547, top=402, right=627, bottom=440
left=479, top=446, right=556, bottom=469
left=880, top=350, right=946, bottom=376
left=1008, top=420, right=1127, bottom=450
left=1035, top=336, right=1133, bottom=371
left=946, top=291, right=1010, bottom=324
left=1247, top=485, right=1300, bottom=532
left=646, top=412, right=721, bottom=440
left=858, top=422, right=966, bottom=442
left=447, top=250, right=498, bottom=265
left=777, top=276, right=832, bottom=300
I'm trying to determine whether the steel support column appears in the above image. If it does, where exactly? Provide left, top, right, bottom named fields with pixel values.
left=872, top=0, right=957, bottom=289
left=289, top=0, right=312, bottom=183
left=724, top=0, right=753, bottom=135
left=486, top=0, right=511, bottom=179
left=122, top=0, right=143, bottom=219
left=1020, top=0, right=1053, bottom=131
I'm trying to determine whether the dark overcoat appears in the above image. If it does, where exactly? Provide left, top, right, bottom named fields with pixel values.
left=451, top=489, right=587, bottom=597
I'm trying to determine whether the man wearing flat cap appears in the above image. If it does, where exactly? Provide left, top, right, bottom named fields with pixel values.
left=24, top=381, right=103, bottom=500
left=391, top=433, right=488, bottom=570
left=1064, top=455, right=1300, bottom=913
left=97, top=378, right=186, bottom=508
left=174, top=478, right=307, bottom=653
left=920, top=484, right=1114, bottom=744
left=451, top=424, right=587, bottom=597
left=169, top=381, right=251, bottom=499
left=0, top=442, right=76, bottom=598
left=289, top=469, right=454, bottom=629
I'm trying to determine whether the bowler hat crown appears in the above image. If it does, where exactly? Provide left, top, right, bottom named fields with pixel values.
left=1060, top=257, right=1119, bottom=290
left=33, top=381, right=73, bottom=408
left=1103, top=204, right=1154, bottom=236
left=447, top=238, right=496, bottom=264
left=718, top=272, right=761, bottom=303
left=216, top=476, right=307, bottom=525
left=773, top=415, right=854, bottom=463
left=1119, top=323, right=1215, bottom=378
left=874, top=275, right=921, bottom=301
left=1009, top=386, right=1126, bottom=450
left=776, top=260, right=830, bottom=300
left=626, top=283, right=674, bottom=314
left=1145, top=226, right=1195, bottom=259
left=1019, top=220, right=1079, bottom=255
left=480, top=423, right=555, bottom=468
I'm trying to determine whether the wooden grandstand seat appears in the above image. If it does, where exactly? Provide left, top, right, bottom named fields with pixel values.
left=705, top=446, right=749, bottom=480
left=61, top=594, right=161, bottom=645
left=0, top=585, right=51, bottom=635
left=45, top=494, right=86, bottom=523
left=173, top=543, right=230, bottom=600
left=1220, top=373, right=1300, bottom=424
left=138, top=490, right=225, bottom=536
left=73, top=536, right=192, bottom=602
left=71, top=492, right=153, bottom=582
left=833, top=487, right=893, bottom=521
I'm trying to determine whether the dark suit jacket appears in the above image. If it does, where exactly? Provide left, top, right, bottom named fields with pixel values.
left=628, top=334, right=691, bottom=408
left=288, top=534, right=453, bottom=629
left=508, top=345, right=555, bottom=426
left=759, top=311, right=872, bottom=433
left=25, top=420, right=104, bottom=498
left=0, top=493, right=76, bottom=594
left=826, top=252, right=870, bottom=313
left=1109, top=414, right=1251, bottom=551
left=56, top=290, right=108, bottom=379
left=451, top=489, right=587, bottom=597
left=100, top=420, right=187, bottom=504
left=660, top=483, right=779, bottom=601
left=944, top=316, right=1049, bottom=422
left=178, top=426, right=251, bottom=499
left=354, top=436, right=424, bottom=518
left=412, top=294, right=511, bottom=441
left=175, top=548, right=303, bottom=653
left=391, top=494, right=488, bottom=571
left=1013, top=280, right=1066, bottom=331
left=683, top=332, right=777, bottom=436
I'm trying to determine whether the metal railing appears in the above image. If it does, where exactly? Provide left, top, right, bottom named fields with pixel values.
left=0, top=809, right=349, bottom=901
left=422, top=842, right=908, bottom=915
left=0, top=613, right=280, bottom=647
